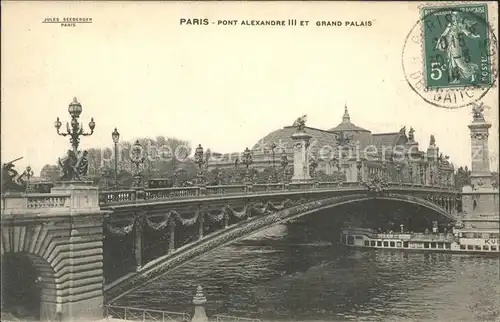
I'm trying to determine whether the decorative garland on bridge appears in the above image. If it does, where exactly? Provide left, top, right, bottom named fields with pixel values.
left=105, top=219, right=135, bottom=236
left=105, top=194, right=378, bottom=301
left=105, top=198, right=310, bottom=236
left=145, top=210, right=201, bottom=231
left=206, top=204, right=249, bottom=223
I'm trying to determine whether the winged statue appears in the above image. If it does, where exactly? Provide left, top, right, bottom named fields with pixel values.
left=292, top=114, right=307, bottom=132
left=471, top=102, right=489, bottom=120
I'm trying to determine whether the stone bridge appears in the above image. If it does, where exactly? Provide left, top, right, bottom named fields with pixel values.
left=1, top=180, right=460, bottom=320
left=98, top=181, right=460, bottom=303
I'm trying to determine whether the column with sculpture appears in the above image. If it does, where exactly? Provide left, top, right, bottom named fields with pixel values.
left=51, top=97, right=109, bottom=321
left=460, top=102, right=499, bottom=229
left=290, top=115, right=312, bottom=183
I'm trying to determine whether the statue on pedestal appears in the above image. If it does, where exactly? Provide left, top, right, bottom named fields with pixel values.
left=471, top=102, right=488, bottom=121
left=1, top=157, right=27, bottom=192
left=292, top=114, right=307, bottom=132
left=58, top=149, right=89, bottom=181
left=408, top=127, right=415, bottom=142
left=429, top=135, right=436, bottom=147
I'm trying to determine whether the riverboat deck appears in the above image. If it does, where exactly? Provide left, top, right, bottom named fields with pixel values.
left=341, top=228, right=499, bottom=254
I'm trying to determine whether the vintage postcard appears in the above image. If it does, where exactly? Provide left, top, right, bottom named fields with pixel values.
left=1, top=1, right=498, bottom=322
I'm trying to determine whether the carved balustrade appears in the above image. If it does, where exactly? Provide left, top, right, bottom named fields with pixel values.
left=1, top=192, right=71, bottom=215
left=96, top=181, right=459, bottom=206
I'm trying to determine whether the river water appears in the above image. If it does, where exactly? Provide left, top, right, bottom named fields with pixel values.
left=118, top=213, right=500, bottom=322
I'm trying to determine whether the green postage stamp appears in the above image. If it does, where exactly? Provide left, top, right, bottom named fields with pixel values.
left=421, top=3, right=492, bottom=89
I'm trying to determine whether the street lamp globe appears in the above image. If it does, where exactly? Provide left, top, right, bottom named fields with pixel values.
left=111, top=128, right=120, bottom=143
left=131, top=140, right=144, bottom=162
left=68, top=97, right=83, bottom=118
left=54, top=117, right=62, bottom=130
left=89, top=118, right=96, bottom=131
left=196, top=144, right=204, bottom=157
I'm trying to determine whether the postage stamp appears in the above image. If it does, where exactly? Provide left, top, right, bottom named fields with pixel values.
left=402, top=2, right=498, bottom=109
left=421, top=3, right=492, bottom=89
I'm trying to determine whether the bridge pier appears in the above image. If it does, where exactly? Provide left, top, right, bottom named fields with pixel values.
left=1, top=182, right=110, bottom=321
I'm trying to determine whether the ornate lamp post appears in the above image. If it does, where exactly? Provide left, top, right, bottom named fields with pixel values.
left=270, top=142, right=277, bottom=181
left=23, top=165, right=34, bottom=192
left=395, top=163, right=402, bottom=185
left=331, top=156, right=339, bottom=172
left=242, top=147, right=253, bottom=182
left=280, top=150, right=289, bottom=183
left=408, top=160, right=413, bottom=184
left=309, top=156, right=318, bottom=180
left=130, top=140, right=145, bottom=188
left=356, top=159, right=363, bottom=183
left=194, top=144, right=205, bottom=185
left=172, top=168, right=180, bottom=187
left=54, top=97, right=95, bottom=181
left=111, top=128, right=120, bottom=188
left=54, top=97, right=95, bottom=153
left=382, top=161, right=388, bottom=182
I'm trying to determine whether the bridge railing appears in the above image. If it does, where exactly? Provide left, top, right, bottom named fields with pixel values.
left=97, top=181, right=458, bottom=206
left=1, top=192, right=71, bottom=214
left=105, top=305, right=190, bottom=322
left=1, top=181, right=459, bottom=211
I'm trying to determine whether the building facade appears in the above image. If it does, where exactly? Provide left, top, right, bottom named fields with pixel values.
left=208, top=106, right=455, bottom=185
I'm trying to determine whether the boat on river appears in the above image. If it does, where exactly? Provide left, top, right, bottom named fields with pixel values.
left=340, top=227, right=499, bottom=254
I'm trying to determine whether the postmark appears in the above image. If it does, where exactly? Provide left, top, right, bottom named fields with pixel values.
left=402, top=3, right=498, bottom=109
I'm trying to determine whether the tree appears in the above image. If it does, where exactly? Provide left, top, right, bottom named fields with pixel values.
left=40, top=164, right=60, bottom=182
left=316, top=170, right=346, bottom=182
left=454, top=166, right=471, bottom=188
left=86, top=148, right=102, bottom=176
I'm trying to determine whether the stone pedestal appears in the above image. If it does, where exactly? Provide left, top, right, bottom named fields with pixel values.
left=51, top=181, right=100, bottom=214
left=291, top=131, right=312, bottom=183
left=48, top=181, right=107, bottom=321
left=191, top=286, right=208, bottom=322
left=468, top=117, right=493, bottom=188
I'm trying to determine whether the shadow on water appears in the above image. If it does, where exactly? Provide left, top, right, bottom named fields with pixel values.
left=118, top=200, right=500, bottom=321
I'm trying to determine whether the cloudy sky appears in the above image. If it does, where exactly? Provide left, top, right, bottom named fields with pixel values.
left=1, top=1, right=498, bottom=174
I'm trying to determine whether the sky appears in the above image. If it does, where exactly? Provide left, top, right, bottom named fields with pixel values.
left=1, top=1, right=498, bottom=175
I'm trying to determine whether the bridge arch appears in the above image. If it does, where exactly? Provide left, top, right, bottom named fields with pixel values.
left=105, top=192, right=455, bottom=302
left=285, top=193, right=456, bottom=223
left=1, top=224, right=61, bottom=320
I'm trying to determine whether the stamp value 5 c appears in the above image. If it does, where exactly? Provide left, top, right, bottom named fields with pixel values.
left=421, top=4, right=492, bottom=89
